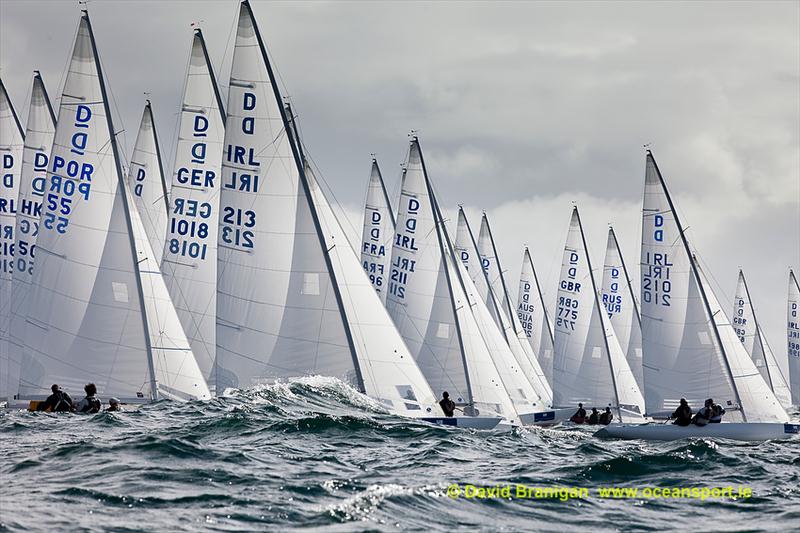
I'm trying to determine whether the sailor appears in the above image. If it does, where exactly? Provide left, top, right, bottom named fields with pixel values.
left=691, top=399, right=713, bottom=426
left=709, top=399, right=725, bottom=423
left=439, top=391, right=456, bottom=417
left=106, top=398, right=121, bottom=412
left=570, top=403, right=587, bottom=424
left=36, top=384, right=74, bottom=412
left=599, top=406, right=614, bottom=425
left=75, top=383, right=102, bottom=414
left=670, top=398, right=693, bottom=426
left=587, top=407, right=600, bottom=425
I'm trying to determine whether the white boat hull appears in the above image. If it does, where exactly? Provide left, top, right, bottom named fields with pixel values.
left=420, top=416, right=501, bottom=429
left=595, top=422, right=800, bottom=442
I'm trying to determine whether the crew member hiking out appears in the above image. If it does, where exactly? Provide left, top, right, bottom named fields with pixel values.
left=570, top=403, right=587, bottom=424
left=692, top=399, right=713, bottom=426
left=75, top=383, right=102, bottom=414
left=587, top=407, right=600, bottom=425
left=439, top=391, right=456, bottom=417
left=709, top=399, right=725, bottom=423
left=670, top=398, right=692, bottom=426
left=599, top=406, right=614, bottom=425
left=36, top=384, right=74, bottom=412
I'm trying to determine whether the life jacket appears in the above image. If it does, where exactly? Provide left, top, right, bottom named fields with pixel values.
left=52, top=393, right=72, bottom=412
left=80, top=396, right=102, bottom=414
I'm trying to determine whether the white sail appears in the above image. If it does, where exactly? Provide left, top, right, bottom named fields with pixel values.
left=600, top=226, right=644, bottom=391
left=733, top=270, right=792, bottom=407
left=696, top=260, right=786, bottom=422
left=0, top=78, right=25, bottom=401
left=789, top=270, right=800, bottom=405
left=6, top=73, right=56, bottom=403
left=161, top=28, right=226, bottom=387
left=517, top=247, right=555, bottom=387
left=386, top=140, right=517, bottom=423
left=641, top=152, right=787, bottom=422
left=359, top=159, right=395, bottom=303
left=127, top=101, right=168, bottom=266
left=18, top=13, right=170, bottom=402
left=303, top=159, right=437, bottom=415
left=216, top=2, right=351, bottom=389
left=553, top=207, right=644, bottom=417
left=476, top=213, right=553, bottom=404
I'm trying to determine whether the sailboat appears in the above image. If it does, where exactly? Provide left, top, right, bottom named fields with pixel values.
left=789, top=270, right=800, bottom=405
left=452, top=208, right=551, bottom=413
left=516, top=246, right=556, bottom=389
left=0, top=77, right=25, bottom=403
left=598, top=151, right=797, bottom=441
left=549, top=207, right=645, bottom=424
left=386, top=138, right=518, bottom=428
left=160, top=27, right=226, bottom=390
left=127, top=100, right=169, bottom=267
left=15, top=9, right=210, bottom=405
left=600, top=226, right=644, bottom=391
left=214, top=0, right=438, bottom=420
left=732, top=270, right=792, bottom=407
left=476, top=213, right=553, bottom=406
left=6, top=72, right=56, bottom=405
left=359, top=158, right=395, bottom=303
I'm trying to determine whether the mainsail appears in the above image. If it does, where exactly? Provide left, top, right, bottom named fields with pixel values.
left=161, top=28, right=226, bottom=387
left=732, top=270, right=792, bottom=407
left=640, top=151, right=787, bottom=422
left=215, top=1, right=436, bottom=416
left=477, top=213, right=553, bottom=404
left=552, top=207, right=644, bottom=418
left=7, top=72, right=56, bottom=402
left=0, top=78, right=25, bottom=401
left=600, top=226, right=644, bottom=391
left=517, top=246, right=555, bottom=387
left=789, top=270, right=800, bottom=405
left=386, top=139, right=518, bottom=423
left=127, top=100, right=169, bottom=266
left=17, top=11, right=208, bottom=403
left=359, top=159, right=395, bottom=303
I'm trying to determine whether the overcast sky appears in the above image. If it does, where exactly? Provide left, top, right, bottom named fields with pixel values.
left=2, top=1, right=798, bottom=374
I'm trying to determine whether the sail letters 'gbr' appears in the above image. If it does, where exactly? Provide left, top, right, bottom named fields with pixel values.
left=44, top=105, right=93, bottom=235
left=643, top=214, right=672, bottom=307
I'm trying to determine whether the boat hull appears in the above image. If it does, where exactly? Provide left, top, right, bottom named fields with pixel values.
left=420, top=416, right=501, bottom=429
left=595, top=422, right=800, bottom=441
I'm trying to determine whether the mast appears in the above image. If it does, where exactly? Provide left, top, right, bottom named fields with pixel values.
left=243, top=0, right=364, bottom=392
left=34, top=71, right=57, bottom=125
left=374, top=158, right=396, bottom=226
left=574, top=207, right=622, bottom=418
left=195, top=28, right=227, bottom=123
left=738, top=270, right=773, bottom=390
left=0, top=78, right=24, bottom=137
left=419, top=141, right=475, bottom=407
left=483, top=214, right=517, bottom=326
left=647, top=151, right=744, bottom=420
left=525, top=246, right=555, bottom=346
left=146, top=100, right=170, bottom=219
left=83, top=9, right=157, bottom=400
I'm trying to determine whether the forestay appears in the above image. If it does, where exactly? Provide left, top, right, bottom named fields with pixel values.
left=477, top=213, right=553, bottom=405
left=732, top=270, right=792, bottom=407
left=127, top=101, right=169, bottom=266
left=552, top=207, right=644, bottom=417
left=517, top=247, right=555, bottom=388
left=640, top=152, right=787, bottom=422
left=600, top=226, right=644, bottom=392
left=788, top=270, right=800, bottom=405
left=359, top=159, right=395, bottom=303
left=161, top=28, right=226, bottom=387
left=0, top=78, right=24, bottom=401
left=7, top=73, right=56, bottom=403
left=387, top=139, right=518, bottom=423
left=19, top=13, right=208, bottom=402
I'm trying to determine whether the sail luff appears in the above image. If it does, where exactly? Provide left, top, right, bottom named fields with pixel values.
left=147, top=101, right=170, bottom=220
left=482, top=214, right=516, bottom=323
left=83, top=10, right=158, bottom=400
left=789, top=270, right=800, bottom=405
left=610, top=227, right=642, bottom=331
left=644, top=151, right=744, bottom=417
left=737, top=270, right=773, bottom=388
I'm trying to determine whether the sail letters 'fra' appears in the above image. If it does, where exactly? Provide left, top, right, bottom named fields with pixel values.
left=45, top=105, right=93, bottom=235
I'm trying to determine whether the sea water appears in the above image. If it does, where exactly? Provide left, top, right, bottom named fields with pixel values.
left=1, top=377, right=798, bottom=531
